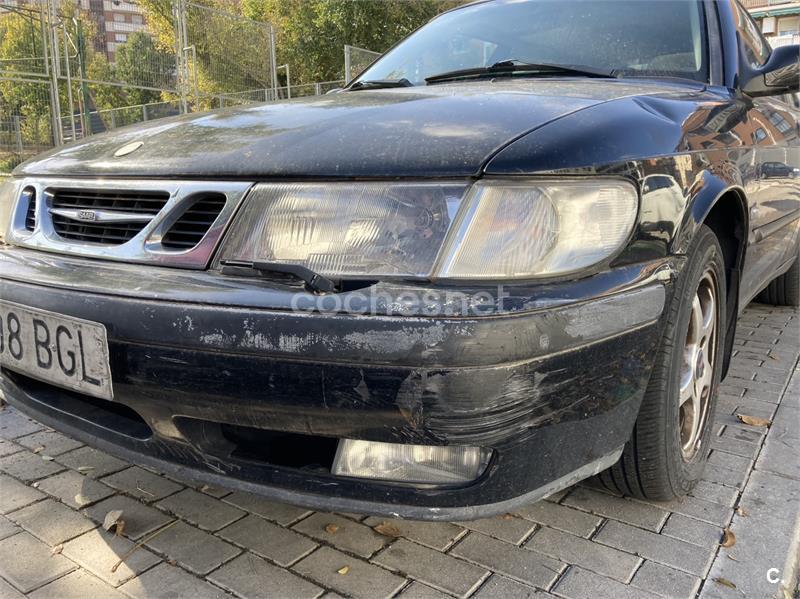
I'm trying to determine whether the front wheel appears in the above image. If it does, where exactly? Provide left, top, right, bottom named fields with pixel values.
left=599, top=225, right=726, bottom=499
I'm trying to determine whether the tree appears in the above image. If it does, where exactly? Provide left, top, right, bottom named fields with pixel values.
left=243, top=0, right=457, bottom=84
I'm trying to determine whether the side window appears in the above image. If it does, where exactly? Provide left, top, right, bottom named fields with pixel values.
left=732, top=0, right=772, bottom=67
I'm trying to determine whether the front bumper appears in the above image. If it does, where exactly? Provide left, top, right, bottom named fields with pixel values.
left=0, top=246, right=678, bottom=519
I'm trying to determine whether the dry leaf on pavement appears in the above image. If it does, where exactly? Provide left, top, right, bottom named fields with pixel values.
left=714, top=577, right=737, bottom=589
left=325, top=523, right=340, bottom=534
left=337, top=566, right=350, bottom=575
left=103, top=510, right=124, bottom=532
left=373, top=522, right=402, bottom=538
left=51, top=544, right=63, bottom=555
left=721, top=528, right=736, bottom=548
left=736, top=414, right=771, bottom=428
left=736, top=506, right=748, bottom=517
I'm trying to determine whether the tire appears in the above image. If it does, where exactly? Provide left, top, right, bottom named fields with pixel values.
left=756, top=250, right=800, bottom=307
left=599, top=224, right=726, bottom=500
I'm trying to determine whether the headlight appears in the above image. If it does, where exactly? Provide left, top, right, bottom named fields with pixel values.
left=436, top=179, right=638, bottom=279
left=218, top=182, right=467, bottom=279
left=0, top=179, right=17, bottom=244
left=217, top=179, right=637, bottom=282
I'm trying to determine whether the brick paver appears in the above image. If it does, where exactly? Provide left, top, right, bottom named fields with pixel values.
left=0, top=303, right=796, bottom=598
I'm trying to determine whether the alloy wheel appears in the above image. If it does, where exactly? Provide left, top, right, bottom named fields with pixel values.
left=678, top=270, right=718, bottom=461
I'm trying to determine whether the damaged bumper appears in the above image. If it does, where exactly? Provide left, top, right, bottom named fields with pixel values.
left=0, top=246, right=677, bottom=519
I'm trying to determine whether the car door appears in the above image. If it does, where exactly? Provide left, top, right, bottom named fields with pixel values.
left=731, top=1, right=800, bottom=304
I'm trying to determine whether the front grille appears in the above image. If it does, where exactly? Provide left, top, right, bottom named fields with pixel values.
left=161, top=193, right=227, bottom=250
left=24, top=188, right=36, bottom=231
left=50, top=188, right=170, bottom=245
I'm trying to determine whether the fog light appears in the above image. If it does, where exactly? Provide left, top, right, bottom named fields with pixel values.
left=332, top=439, right=491, bottom=484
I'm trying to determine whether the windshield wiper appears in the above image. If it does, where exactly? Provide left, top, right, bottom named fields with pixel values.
left=347, top=78, right=414, bottom=91
left=425, top=60, right=616, bottom=84
left=220, top=260, right=338, bottom=294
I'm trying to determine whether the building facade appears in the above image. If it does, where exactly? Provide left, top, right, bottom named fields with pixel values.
left=1, top=0, right=148, bottom=63
left=744, top=0, right=800, bottom=47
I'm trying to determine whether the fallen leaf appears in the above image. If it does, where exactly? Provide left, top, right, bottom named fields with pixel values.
left=767, top=354, right=778, bottom=361
left=373, top=522, right=402, bottom=538
left=77, top=466, right=94, bottom=473
left=736, top=506, right=748, bottom=517
left=501, top=513, right=515, bottom=521
left=32, top=446, right=45, bottom=454
left=325, top=523, right=340, bottom=534
left=103, top=510, right=124, bottom=532
left=714, top=577, right=737, bottom=590
left=736, top=414, right=771, bottom=427
left=337, top=566, right=350, bottom=575
left=199, top=485, right=210, bottom=493
left=32, top=482, right=40, bottom=488
left=51, top=544, right=63, bottom=555
left=41, top=455, right=54, bottom=461
left=167, top=559, right=177, bottom=566
left=721, top=528, right=736, bottom=548
left=74, top=494, right=90, bottom=506
left=727, top=554, right=739, bottom=561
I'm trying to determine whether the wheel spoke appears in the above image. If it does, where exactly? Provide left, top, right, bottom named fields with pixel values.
left=680, top=347, right=696, bottom=406
left=690, top=296, right=703, bottom=343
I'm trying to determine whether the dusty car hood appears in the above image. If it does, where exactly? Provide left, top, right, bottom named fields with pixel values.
left=16, top=79, right=701, bottom=179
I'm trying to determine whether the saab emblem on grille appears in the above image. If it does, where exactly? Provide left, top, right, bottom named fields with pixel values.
left=77, top=210, right=97, bottom=221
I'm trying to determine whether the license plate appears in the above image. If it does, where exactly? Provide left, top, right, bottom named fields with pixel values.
left=0, top=301, right=113, bottom=400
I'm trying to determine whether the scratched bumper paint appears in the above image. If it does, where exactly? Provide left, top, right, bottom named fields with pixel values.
left=0, top=246, right=673, bottom=518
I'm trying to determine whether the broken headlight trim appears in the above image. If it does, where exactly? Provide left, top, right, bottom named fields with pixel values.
left=216, top=179, right=637, bottom=282
left=332, top=439, right=492, bottom=485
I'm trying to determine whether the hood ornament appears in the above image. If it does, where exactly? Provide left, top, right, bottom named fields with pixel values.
left=114, top=141, right=144, bottom=157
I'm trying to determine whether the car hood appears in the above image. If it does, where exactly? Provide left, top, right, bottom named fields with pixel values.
left=16, top=79, right=702, bottom=179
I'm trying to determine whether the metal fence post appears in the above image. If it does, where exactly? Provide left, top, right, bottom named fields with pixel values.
left=13, top=116, right=23, bottom=155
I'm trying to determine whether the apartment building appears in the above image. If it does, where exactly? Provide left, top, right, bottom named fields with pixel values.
left=1, top=0, right=147, bottom=63
left=743, top=0, right=800, bottom=47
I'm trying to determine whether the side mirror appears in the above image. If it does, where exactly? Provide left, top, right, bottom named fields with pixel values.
left=742, top=44, right=800, bottom=97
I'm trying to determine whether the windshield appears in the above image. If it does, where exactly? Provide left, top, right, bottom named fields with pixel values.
left=357, top=0, right=708, bottom=85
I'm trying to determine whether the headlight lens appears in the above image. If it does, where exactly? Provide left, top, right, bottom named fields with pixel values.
left=218, top=179, right=638, bottom=281
left=436, top=180, right=638, bottom=279
left=218, top=182, right=467, bottom=279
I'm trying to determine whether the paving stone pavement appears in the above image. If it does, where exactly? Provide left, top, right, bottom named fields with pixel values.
left=0, top=304, right=797, bottom=599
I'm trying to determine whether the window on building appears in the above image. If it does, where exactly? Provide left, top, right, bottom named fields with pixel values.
left=115, top=33, right=128, bottom=42
left=769, top=112, right=793, bottom=133
left=132, top=15, right=143, bottom=25
left=114, top=13, right=124, bottom=22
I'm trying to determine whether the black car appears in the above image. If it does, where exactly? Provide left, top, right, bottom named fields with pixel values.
left=760, top=161, right=800, bottom=178
left=1, top=0, right=798, bottom=520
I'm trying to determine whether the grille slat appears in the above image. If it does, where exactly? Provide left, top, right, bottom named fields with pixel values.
left=161, top=194, right=226, bottom=251
left=50, top=188, right=170, bottom=245
left=24, top=188, right=36, bottom=231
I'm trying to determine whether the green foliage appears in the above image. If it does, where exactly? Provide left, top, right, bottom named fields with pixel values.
left=242, top=0, right=459, bottom=84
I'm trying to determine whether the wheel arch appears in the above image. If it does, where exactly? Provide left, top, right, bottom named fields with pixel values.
left=680, top=184, right=750, bottom=379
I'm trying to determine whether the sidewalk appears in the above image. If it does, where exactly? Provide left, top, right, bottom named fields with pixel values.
left=0, top=303, right=797, bottom=599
